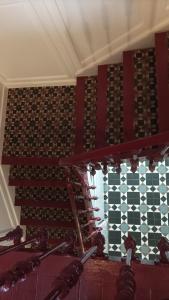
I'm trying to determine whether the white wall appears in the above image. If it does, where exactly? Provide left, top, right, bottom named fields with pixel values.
left=0, top=83, right=21, bottom=243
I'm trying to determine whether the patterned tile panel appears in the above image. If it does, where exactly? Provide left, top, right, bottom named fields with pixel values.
left=15, top=186, right=70, bottom=202
left=26, top=225, right=75, bottom=240
left=3, top=86, right=76, bottom=158
left=104, top=159, right=169, bottom=260
left=21, top=206, right=87, bottom=224
left=133, top=48, right=158, bottom=138
left=21, top=207, right=74, bottom=222
left=10, top=165, right=67, bottom=180
left=106, top=64, right=124, bottom=144
left=83, top=77, right=97, bottom=151
left=15, top=171, right=87, bottom=206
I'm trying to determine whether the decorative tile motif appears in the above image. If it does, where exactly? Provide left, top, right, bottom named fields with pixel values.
left=106, top=159, right=169, bottom=260
left=10, top=165, right=67, bottom=180
left=21, top=206, right=87, bottom=224
left=15, top=186, right=70, bottom=202
left=21, top=207, right=74, bottom=222
left=12, top=164, right=87, bottom=204
left=26, top=225, right=74, bottom=240
left=106, top=64, right=124, bottom=144
left=133, top=48, right=158, bottom=138
left=3, top=86, right=76, bottom=158
left=83, top=77, right=97, bottom=151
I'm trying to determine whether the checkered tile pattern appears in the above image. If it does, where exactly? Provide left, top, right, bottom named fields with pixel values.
left=106, top=64, right=124, bottom=144
left=83, top=77, right=97, bottom=151
left=133, top=48, right=158, bottom=138
left=3, top=86, right=76, bottom=158
left=10, top=165, right=67, bottom=180
left=15, top=186, right=69, bottom=202
left=104, top=159, right=169, bottom=260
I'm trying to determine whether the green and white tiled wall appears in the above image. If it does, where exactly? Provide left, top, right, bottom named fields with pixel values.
left=103, top=158, right=169, bottom=260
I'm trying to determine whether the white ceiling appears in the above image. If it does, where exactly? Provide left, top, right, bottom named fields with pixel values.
left=1, top=0, right=169, bottom=87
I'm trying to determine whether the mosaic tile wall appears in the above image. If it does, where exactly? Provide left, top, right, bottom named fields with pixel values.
left=3, top=86, right=76, bottom=158
left=106, top=63, right=124, bottom=145
left=83, top=76, right=97, bottom=151
left=133, top=48, right=158, bottom=138
left=26, top=225, right=75, bottom=240
left=104, top=159, right=169, bottom=260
